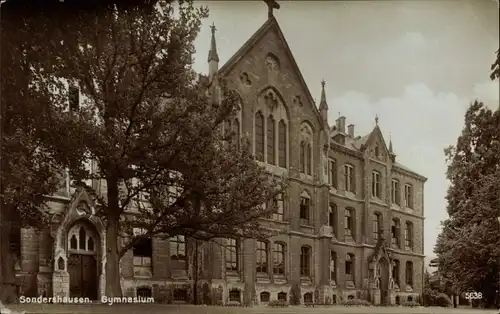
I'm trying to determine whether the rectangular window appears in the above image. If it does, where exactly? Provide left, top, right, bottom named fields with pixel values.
left=404, top=184, right=413, bottom=208
left=406, top=262, right=413, bottom=286
left=391, top=219, right=400, bottom=248
left=300, top=197, right=310, bottom=223
left=405, top=222, right=413, bottom=250
left=344, top=209, right=354, bottom=237
left=391, top=179, right=400, bottom=205
left=256, top=241, right=268, bottom=274
left=344, top=164, right=355, bottom=193
left=225, top=238, right=238, bottom=272
left=330, top=251, right=337, bottom=281
left=132, top=228, right=152, bottom=272
left=345, top=254, right=354, bottom=280
left=272, top=193, right=284, bottom=221
left=329, top=204, right=337, bottom=236
left=169, top=235, right=186, bottom=270
left=328, top=159, right=338, bottom=189
left=273, top=243, right=285, bottom=275
left=300, top=246, right=311, bottom=277
left=372, top=171, right=381, bottom=198
left=373, top=214, right=382, bottom=241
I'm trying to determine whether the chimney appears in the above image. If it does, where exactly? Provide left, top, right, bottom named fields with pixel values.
left=347, top=124, right=355, bottom=137
left=336, top=116, right=346, bottom=133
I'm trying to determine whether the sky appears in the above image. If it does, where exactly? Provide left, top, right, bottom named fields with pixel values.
left=191, top=0, right=500, bottom=260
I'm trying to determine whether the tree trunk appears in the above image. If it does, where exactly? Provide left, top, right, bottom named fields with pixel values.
left=105, top=212, right=122, bottom=297
left=0, top=206, right=18, bottom=303
left=104, top=175, right=123, bottom=297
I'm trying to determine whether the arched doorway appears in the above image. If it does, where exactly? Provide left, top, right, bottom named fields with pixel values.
left=378, top=258, right=390, bottom=305
left=67, top=221, right=99, bottom=300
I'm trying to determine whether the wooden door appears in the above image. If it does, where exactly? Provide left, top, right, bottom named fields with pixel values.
left=68, top=254, right=97, bottom=300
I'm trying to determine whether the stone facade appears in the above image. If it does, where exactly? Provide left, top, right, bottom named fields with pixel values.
left=14, top=13, right=426, bottom=306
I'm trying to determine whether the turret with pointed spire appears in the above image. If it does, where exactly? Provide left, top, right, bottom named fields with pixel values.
left=319, top=79, right=328, bottom=126
left=208, top=22, right=219, bottom=81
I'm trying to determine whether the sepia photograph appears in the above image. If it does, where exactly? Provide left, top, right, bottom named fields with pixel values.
left=0, top=0, right=499, bottom=313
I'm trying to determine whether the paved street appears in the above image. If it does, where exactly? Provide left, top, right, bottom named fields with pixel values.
left=2, top=304, right=499, bottom=314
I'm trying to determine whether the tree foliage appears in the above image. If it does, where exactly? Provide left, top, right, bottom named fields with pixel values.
left=22, top=0, right=286, bottom=297
left=434, top=101, right=500, bottom=307
left=491, top=49, right=499, bottom=81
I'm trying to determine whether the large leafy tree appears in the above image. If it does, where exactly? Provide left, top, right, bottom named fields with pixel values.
left=434, top=101, right=500, bottom=307
left=0, top=0, right=80, bottom=303
left=26, top=0, right=285, bottom=297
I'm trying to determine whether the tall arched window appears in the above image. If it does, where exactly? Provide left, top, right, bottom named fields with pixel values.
left=300, top=123, right=313, bottom=176
left=278, top=120, right=287, bottom=168
left=306, top=143, right=312, bottom=175
left=405, top=221, right=414, bottom=250
left=300, top=141, right=306, bottom=173
left=345, top=208, right=355, bottom=237
left=255, top=111, right=264, bottom=161
left=267, top=115, right=275, bottom=165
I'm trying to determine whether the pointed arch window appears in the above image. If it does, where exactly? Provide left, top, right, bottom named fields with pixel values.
left=255, top=112, right=264, bottom=161
left=306, top=143, right=312, bottom=175
left=300, top=141, right=305, bottom=173
left=329, top=204, right=337, bottom=236
left=267, top=115, right=275, bottom=165
left=79, top=227, right=86, bottom=250
left=278, top=120, right=287, bottom=168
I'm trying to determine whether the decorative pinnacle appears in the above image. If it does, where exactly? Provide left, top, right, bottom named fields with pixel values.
left=321, top=79, right=325, bottom=88
left=208, top=22, right=219, bottom=63
left=375, top=114, right=379, bottom=125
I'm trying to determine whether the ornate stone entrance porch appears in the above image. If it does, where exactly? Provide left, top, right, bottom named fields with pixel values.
left=50, top=190, right=106, bottom=300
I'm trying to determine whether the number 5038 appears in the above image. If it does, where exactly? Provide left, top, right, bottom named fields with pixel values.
left=465, top=292, right=482, bottom=300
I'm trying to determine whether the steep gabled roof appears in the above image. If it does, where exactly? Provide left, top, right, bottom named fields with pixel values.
left=363, top=125, right=390, bottom=153
left=218, top=16, right=324, bottom=129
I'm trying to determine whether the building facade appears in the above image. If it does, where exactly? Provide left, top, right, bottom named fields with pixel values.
left=12, top=11, right=426, bottom=306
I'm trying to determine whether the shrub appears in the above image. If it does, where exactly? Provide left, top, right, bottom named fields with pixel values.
left=339, top=298, right=372, bottom=306
left=402, top=300, right=421, bottom=307
left=437, top=293, right=453, bottom=307
left=268, top=300, right=289, bottom=308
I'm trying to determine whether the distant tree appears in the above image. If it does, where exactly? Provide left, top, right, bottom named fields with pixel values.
left=491, top=49, right=499, bottom=81
left=434, top=101, right=500, bottom=308
left=26, top=0, right=286, bottom=298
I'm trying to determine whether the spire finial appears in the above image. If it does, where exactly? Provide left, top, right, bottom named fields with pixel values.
left=375, top=114, right=379, bottom=125
left=208, top=22, right=219, bottom=63
left=264, top=0, right=280, bottom=19
left=319, top=79, right=328, bottom=112
left=389, top=133, right=393, bottom=153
